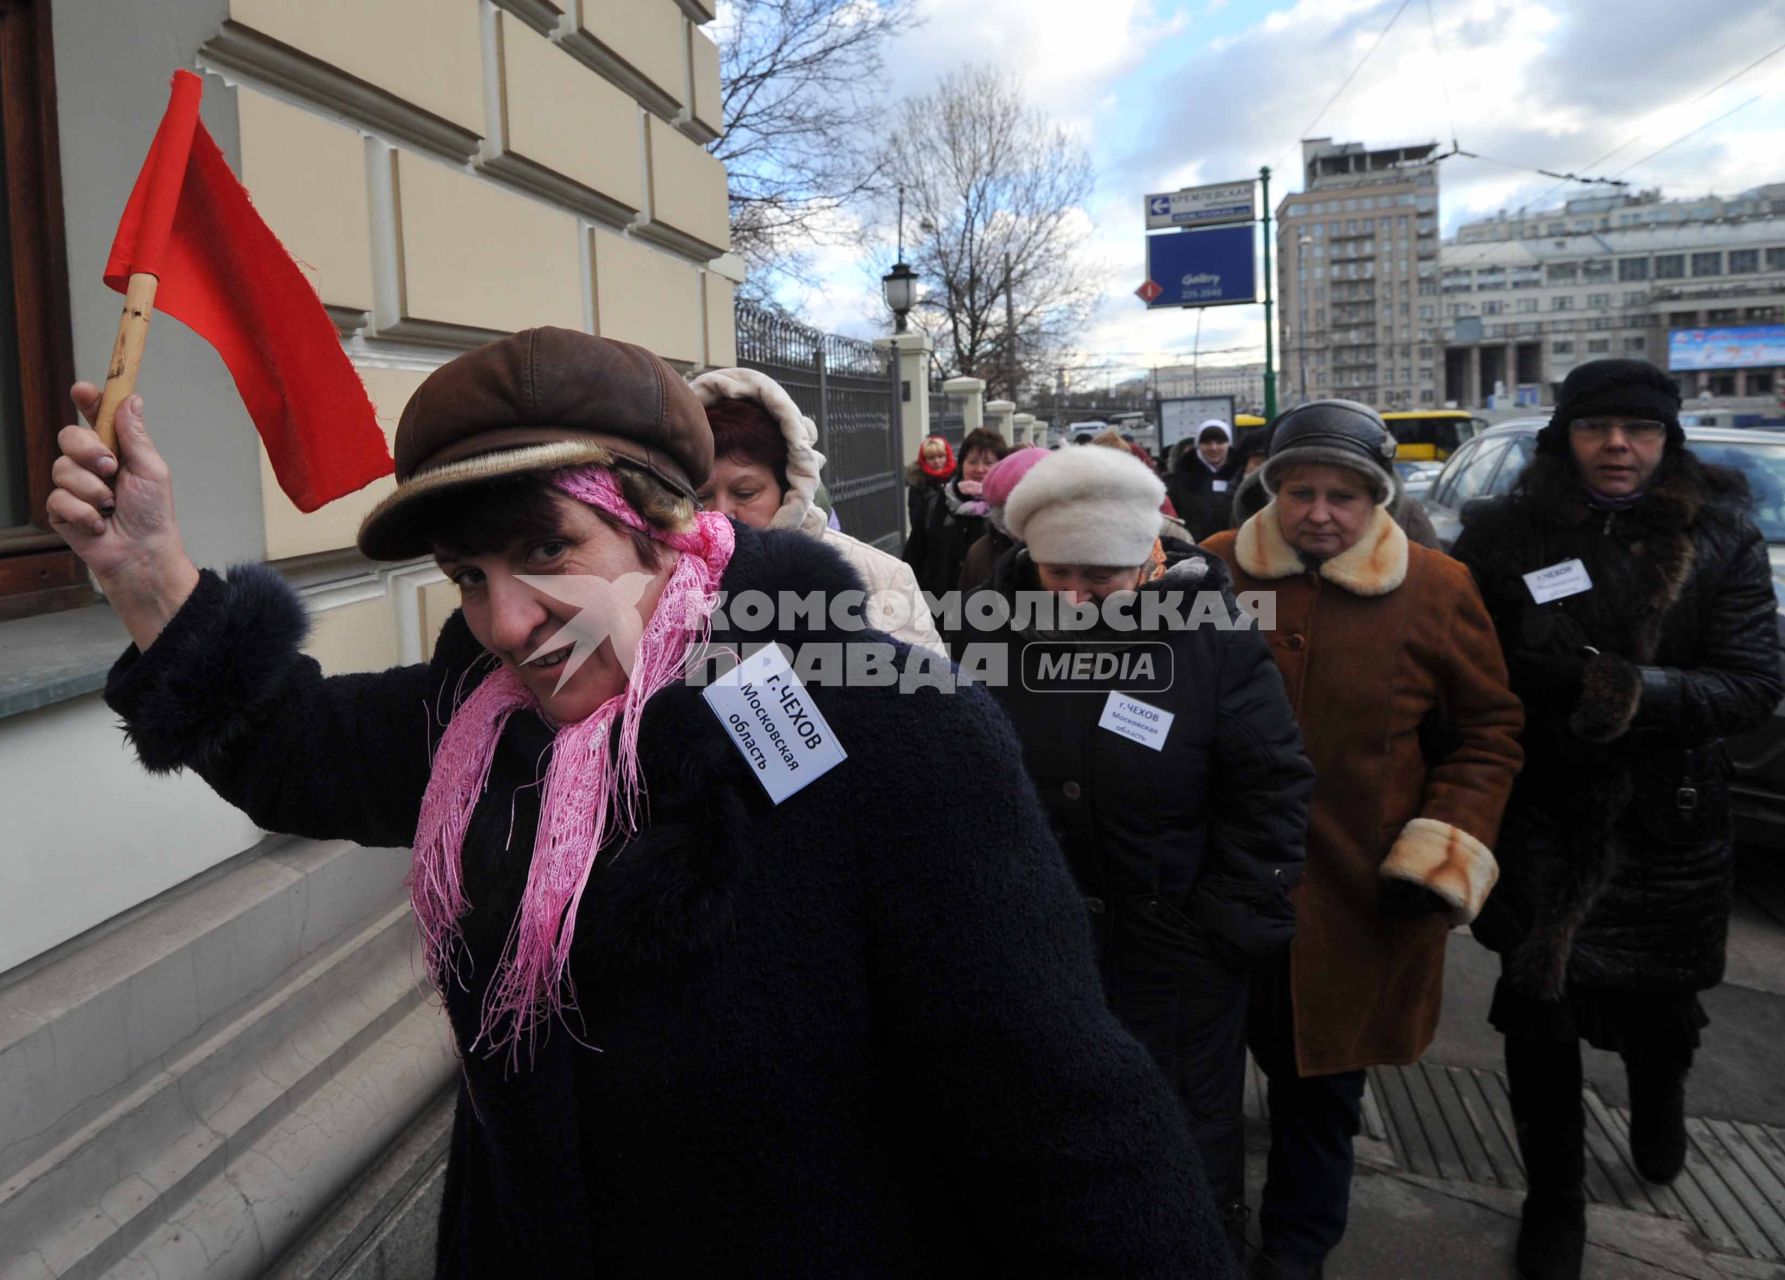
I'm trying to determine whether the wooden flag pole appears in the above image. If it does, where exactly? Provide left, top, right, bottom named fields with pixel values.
left=94, top=272, right=159, bottom=453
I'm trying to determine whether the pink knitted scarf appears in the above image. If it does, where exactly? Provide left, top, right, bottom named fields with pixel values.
left=409, top=465, right=734, bottom=1063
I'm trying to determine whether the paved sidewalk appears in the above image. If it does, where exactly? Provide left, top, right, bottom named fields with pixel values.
left=1240, top=1096, right=1785, bottom=1279
left=1240, top=872, right=1785, bottom=1279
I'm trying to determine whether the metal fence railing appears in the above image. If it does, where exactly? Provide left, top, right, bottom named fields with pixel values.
left=735, top=302, right=903, bottom=552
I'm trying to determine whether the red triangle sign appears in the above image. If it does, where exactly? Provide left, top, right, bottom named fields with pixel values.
left=1135, top=279, right=1163, bottom=304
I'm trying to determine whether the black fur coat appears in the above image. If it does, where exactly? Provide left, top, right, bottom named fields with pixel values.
left=104, top=523, right=1234, bottom=1279
left=1453, top=454, right=1781, bottom=996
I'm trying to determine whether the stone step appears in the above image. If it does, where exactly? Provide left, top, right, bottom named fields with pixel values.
left=260, top=1087, right=454, bottom=1280
left=0, top=890, right=452, bottom=1279
left=98, top=1000, right=453, bottom=1280
left=0, top=840, right=412, bottom=1185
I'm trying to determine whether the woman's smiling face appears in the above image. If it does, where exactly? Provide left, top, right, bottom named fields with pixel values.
left=436, top=492, right=675, bottom=722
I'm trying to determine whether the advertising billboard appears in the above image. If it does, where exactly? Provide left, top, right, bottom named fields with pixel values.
left=1142, top=225, right=1258, bottom=309
left=1160, top=396, right=1236, bottom=450
left=1667, top=325, right=1785, bottom=372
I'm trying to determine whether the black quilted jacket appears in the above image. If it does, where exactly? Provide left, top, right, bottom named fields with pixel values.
left=962, top=546, right=1313, bottom=976
left=1453, top=454, right=1781, bottom=994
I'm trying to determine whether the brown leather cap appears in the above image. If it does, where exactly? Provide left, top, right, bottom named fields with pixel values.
left=356, top=328, right=714, bottom=560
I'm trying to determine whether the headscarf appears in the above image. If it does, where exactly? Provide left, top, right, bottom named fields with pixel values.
left=410, top=464, right=735, bottom=1063
left=917, top=434, right=956, bottom=479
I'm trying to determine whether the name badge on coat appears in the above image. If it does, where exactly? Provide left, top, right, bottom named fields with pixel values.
left=703, top=644, right=848, bottom=803
left=1523, top=558, right=1593, bottom=605
left=1098, top=693, right=1175, bottom=751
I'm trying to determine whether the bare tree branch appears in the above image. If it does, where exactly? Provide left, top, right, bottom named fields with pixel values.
left=879, top=67, right=1099, bottom=402
left=711, top=0, right=918, bottom=296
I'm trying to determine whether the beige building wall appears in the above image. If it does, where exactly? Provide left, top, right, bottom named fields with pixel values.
left=213, top=0, right=736, bottom=627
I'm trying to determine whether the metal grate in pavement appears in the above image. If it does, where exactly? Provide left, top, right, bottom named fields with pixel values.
left=1243, top=1058, right=1785, bottom=1262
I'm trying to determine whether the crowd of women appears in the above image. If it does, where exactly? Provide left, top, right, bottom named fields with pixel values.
left=50, top=331, right=1780, bottom=1280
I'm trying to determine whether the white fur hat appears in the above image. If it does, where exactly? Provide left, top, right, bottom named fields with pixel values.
left=1005, top=446, right=1166, bottom=567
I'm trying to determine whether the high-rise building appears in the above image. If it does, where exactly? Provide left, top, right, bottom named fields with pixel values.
left=1275, top=138, right=1442, bottom=410
left=1440, top=186, right=1785, bottom=406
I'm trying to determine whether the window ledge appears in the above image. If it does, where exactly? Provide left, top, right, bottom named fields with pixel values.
left=0, top=601, right=128, bottom=722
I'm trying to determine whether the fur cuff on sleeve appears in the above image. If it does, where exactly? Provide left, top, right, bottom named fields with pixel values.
left=1379, top=817, right=1499, bottom=926
left=1569, top=651, right=1642, bottom=743
left=104, top=564, right=311, bottom=773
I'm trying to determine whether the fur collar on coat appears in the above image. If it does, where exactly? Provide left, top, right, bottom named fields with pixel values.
left=1232, top=501, right=1409, bottom=597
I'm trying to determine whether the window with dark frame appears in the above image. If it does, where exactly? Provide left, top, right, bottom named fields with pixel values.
left=0, top=0, right=79, bottom=618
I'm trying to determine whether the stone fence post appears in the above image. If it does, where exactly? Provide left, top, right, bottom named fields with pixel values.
left=874, top=331, right=935, bottom=538
left=984, top=399, right=1015, bottom=443
left=1011, top=412, right=1035, bottom=446
left=943, top=376, right=986, bottom=435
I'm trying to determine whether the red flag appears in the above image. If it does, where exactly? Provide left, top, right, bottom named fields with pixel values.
left=105, top=71, right=392, bottom=513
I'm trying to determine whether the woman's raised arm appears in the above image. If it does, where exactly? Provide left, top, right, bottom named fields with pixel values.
left=55, top=384, right=453, bottom=849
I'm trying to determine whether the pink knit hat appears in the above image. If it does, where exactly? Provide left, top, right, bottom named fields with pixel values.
left=981, top=445, right=1048, bottom=509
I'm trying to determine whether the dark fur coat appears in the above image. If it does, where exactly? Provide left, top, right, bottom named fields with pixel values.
left=1453, top=453, right=1781, bottom=997
left=104, top=523, right=1235, bottom=1279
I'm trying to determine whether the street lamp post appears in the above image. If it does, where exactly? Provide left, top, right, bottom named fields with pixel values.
left=882, top=262, right=917, bottom=333
left=883, top=184, right=918, bottom=334
left=1260, top=165, right=1277, bottom=421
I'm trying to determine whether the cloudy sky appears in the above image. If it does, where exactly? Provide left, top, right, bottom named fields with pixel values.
left=770, top=0, right=1785, bottom=392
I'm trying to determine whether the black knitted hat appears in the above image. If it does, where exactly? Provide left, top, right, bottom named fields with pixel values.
left=1230, top=423, right=1275, bottom=468
left=1537, top=358, right=1683, bottom=455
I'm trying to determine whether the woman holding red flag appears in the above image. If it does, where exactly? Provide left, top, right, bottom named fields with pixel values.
left=48, top=329, right=1239, bottom=1279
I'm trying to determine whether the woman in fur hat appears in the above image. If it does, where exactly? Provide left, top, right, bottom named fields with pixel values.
left=1200, top=400, right=1524, bottom=1279
left=958, top=443, right=1317, bottom=1265
left=690, top=366, right=943, bottom=654
left=1226, top=421, right=1440, bottom=547
left=49, top=329, right=1240, bottom=1279
left=1452, top=360, right=1782, bottom=1280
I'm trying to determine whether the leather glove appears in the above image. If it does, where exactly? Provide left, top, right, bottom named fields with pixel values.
left=1507, top=649, right=1587, bottom=710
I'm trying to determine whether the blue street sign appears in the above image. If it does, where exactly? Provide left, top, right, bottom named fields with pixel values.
left=1142, top=225, right=1257, bottom=308
left=1148, top=195, right=1171, bottom=217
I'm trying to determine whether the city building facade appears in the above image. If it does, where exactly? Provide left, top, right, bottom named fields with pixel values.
left=1154, top=361, right=1265, bottom=411
left=1275, top=137, right=1442, bottom=411
left=1440, top=187, right=1785, bottom=407
left=0, top=1, right=736, bottom=1275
